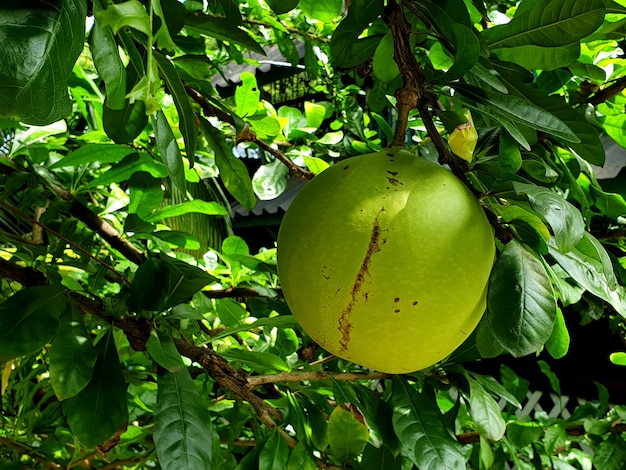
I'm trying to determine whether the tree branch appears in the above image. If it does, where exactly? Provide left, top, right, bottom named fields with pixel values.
left=247, top=370, right=390, bottom=388
left=0, top=436, right=62, bottom=469
left=588, top=76, right=626, bottom=106
left=184, top=86, right=314, bottom=180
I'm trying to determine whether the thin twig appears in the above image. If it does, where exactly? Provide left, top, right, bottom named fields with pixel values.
left=588, top=76, right=626, bottom=106
left=0, top=436, right=62, bottom=469
left=0, top=200, right=131, bottom=285
left=247, top=370, right=390, bottom=388
left=185, top=86, right=314, bottom=179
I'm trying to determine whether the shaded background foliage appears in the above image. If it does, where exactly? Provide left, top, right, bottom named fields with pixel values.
left=1, top=0, right=626, bottom=469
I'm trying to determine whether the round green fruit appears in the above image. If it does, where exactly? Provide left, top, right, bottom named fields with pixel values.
left=277, top=147, right=495, bottom=373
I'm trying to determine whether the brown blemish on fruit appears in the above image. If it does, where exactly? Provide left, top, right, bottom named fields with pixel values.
left=338, top=210, right=385, bottom=351
left=413, top=300, right=419, bottom=306
left=387, top=176, right=401, bottom=186
left=344, top=165, right=350, bottom=170
left=387, top=170, right=399, bottom=177
left=394, top=297, right=400, bottom=303
left=394, top=309, right=401, bottom=313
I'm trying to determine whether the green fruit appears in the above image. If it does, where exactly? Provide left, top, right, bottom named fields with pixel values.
left=277, top=147, right=495, bottom=373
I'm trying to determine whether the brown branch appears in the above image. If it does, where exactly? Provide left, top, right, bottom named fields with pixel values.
left=184, top=86, right=314, bottom=179
left=49, top=183, right=146, bottom=266
left=0, top=200, right=131, bottom=285
left=0, top=436, right=62, bottom=469
left=383, top=1, right=424, bottom=146
left=247, top=370, right=390, bottom=388
left=588, top=76, right=626, bottom=106
left=457, top=423, right=626, bottom=444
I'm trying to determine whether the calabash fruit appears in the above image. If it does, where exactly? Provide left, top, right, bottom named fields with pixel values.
left=277, top=147, right=495, bottom=373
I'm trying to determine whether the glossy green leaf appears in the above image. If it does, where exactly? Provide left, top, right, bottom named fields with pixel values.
left=235, top=72, right=260, bottom=118
left=85, top=152, right=168, bottom=189
left=299, top=0, right=343, bottom=22
left=468, top=62, right=509, bottom=94
left=154, top=367, right=213, bottom=470
left=91, top=2, right=126, bottom=110
left=49, top=303, right=97, bottom=401
left=303, top=156, right=330, bottom=174
left=327, top=405, right=369, bottom=462
left=153, top=231, right=201, bottom=250
left=548, top=233, right=626, bottom=317
left=259, top=428, right=291, bottom=470
left=143, top=200, right=228, bottom=223
left=467, top=372, right=521, bottom=409
left=610, top=352, right=626, bottom=366
left=0, top=286, right=67, bottom=359
left=252, top=160, right=289, bottom=201
left=146, top=330, right=185, bottom=373
left=538, top=359, right=561, bottom=395
left=493, top=43, right=580, bottom=71
left=130, top=257, right=217, bottom=311
left=432, top=24, right=481, bottom=84
left=358, top=444, right=402, bottom=470
left=506, top=421, right=543, bottom=449
left=603, top=114, right=626, bottom=148
left=391, top=377, right=465, bottom=470
left=288, top=442, right=317, bottom=470
left=514, top=182, right=585, bottom=252
left=593, top=432, right=626, bottom=470
left=485, top=239, right=557, bottom=357
left=265, top=0, right=299, bottom=15
left=154, top=52, right=197, bottom=164
left=128, top=172, right=164, bottom=218
left=467, top=376, right=506, bottom=441
left=62, top=329, right=128, bottom=448
left=95, top=0, right=150, bottom=35
left=373, top=33, right=400, bottom=83
left=330, top=0, right=384, bottom=68
left=545, top=308, right=570, bottom=359
left=185, top=15, right=265, bottom=55
left=103, top=96, right=148, bottom=144
left=304, top=102, right=327, bottom=130
left=200, top=118, right=256, bottom=210
left=221, top=349, right=289, bottom=372
left=216, top=298, right=247, bottom=328
left=49, top=144, right=136, bottom=169
left=154, top=110, right=187, bottom=194
left=483, top=0, right=605, bottom=48
left=0, top=0, right=86, bottom=125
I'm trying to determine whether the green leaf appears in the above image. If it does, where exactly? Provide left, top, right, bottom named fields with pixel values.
left=154, top=367, right=213, bottom=470
left=0, top=0, right=86, bottom=125
left=85, top=152, right=168, bottom=189
left=513, top=182, right=585, bottom=252
left=493, top=43, right=580, bottom=71
left=391, top=377, right=465, bottom=470
left=235, top=72, right=261, bottom=118
left=358, top=444, right=402, bottom=470
left=143, top=200, right=228, bottom=223
left=467, top=372, right=521, bottom=409
left=593, top=432, right=626, bottom=470
left=506, top=421, right=543, bottom=448
left=130, top=257, right=217, bottom=311
left=303, top=156, right=330, bottom=174
left=0, top=286, right=67, bottom=359
left=545, top=308, right=569, bottom=359
left=482, top=0, right=605, bottom=49
left=548, top=233, right=626, bottom=317
left=49, top=144, right=136, bottom=169
left=128, top=172, right=164, bottom=218
left=327, top=405, right=369, bottom=462
left=259, top=429, right=291, bottom=470
left=221, top=349, right=289, bottom=372
left=330, top=0, right=384, bottom=68
left=154, top=110, right=187, bottom=194
left=103, top=96, right=148, bottom=144
left=299, top=0, right=343, bottom=22
left=185, top=15, right=265, bottom=55
left=610, top=352, right=626, bottom=366
left=252, top=160, right=289, bottom=201
left=538, top=359, right=561, bottom=395
left=146, top=331, right=185, bottom=373
left=432, top=24, right=481, bottom=84
left=62, top=329, right=128, bottom=448
left=200, top=118, right=256, bottom=210
left=154, top=52, right=197, bottom=164
left=485, top=239, right=557, bottom=357
left=95, top=0, right=150, bottom=35
left=373, top=33, right=400, bottom=83
left=216, top=298, right=247, bottom=328
left=91, top=2, right=127, bottom=110
left=467, top=377, right=506, bottom=441
left=265, top=0, right=299, bottom=15
left=288, top=442, right=317, bottom=470
left=49, top=303, right=97, bottom=401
